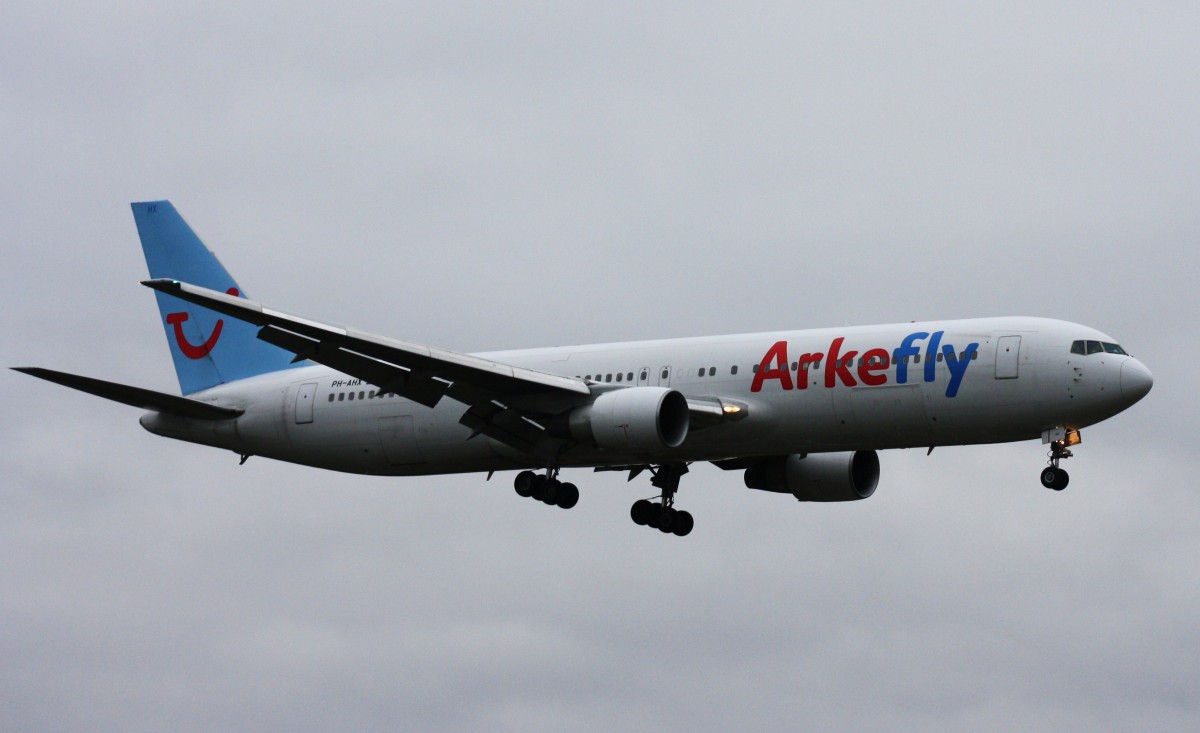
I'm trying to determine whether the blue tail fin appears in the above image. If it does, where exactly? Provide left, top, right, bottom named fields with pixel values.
left=132, top=200, right=304, bottom=395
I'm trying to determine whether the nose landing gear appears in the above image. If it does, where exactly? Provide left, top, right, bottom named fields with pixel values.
left=1039, top=437, right=1074, bottom=491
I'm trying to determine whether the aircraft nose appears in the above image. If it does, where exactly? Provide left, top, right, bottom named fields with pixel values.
left=1120, top=359, right=1153, bottom=403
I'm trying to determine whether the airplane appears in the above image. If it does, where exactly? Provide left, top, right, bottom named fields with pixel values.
left=14, top=201, right=1154, bottom=537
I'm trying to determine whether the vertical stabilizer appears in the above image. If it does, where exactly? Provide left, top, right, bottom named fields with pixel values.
left=131, top=200, right=303, bottom=394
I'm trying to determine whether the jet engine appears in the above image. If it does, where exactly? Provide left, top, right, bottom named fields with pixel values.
left=744, top=451, right=879, bottom=502
left=569, top=387, right=689, bottom=452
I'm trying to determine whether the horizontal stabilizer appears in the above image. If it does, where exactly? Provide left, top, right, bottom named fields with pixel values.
left=12, top=367, right=244, bottom=420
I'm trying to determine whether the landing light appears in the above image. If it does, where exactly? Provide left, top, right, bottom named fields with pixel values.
left=722, top=404, right=741, bottom=414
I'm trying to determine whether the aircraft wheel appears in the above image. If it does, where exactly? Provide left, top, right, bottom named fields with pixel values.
left=514, top=470, right=536, bottom=497
left=1040, top=466, right=1069, bottom=491
left=542, top=479, right=560, bottom=505
left=631, top=499, right=654, bottom=525
left=672, top=510, right=694, bottom=537
left=657, top=508, right=677, bottom=533
left=1052, top=468, right=1069, bottom=491
left=556, top=483, right=579, bottom=509
left=529, top=474, right=548, bottom=501
left=645, top=503, right=664, bottom=528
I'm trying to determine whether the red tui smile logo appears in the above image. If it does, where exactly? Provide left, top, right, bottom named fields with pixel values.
left=166, top=287, right=238, bottom=359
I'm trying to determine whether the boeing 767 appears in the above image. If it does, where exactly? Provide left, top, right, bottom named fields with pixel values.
left=14, top=201, right=1153, bottom=537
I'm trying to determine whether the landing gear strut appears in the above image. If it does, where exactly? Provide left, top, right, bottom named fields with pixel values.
left=514, top=468, right=579, bottom=509
left=629, top=463, right=694, bottom=537
left=1040, top=439, right=1072, bottom=491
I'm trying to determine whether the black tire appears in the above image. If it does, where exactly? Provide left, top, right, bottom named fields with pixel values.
left=530, top=474, right=548, bottom=501
left=556, top=483, right=579, bottom=509
left=514, top=470, right=536, bottom=497
left=1040, top=467, right=1058, bottom=489
left=657, top=508, right=676, bottom=533
left=1053, top=468, right=1069, bottom=491
left=631, top=499, right=654, bottom=525
left=672, top=510, right=694, bottom=537
left=542, top=479, right=560, bottom=505
left=645, top=503, right=664, bottom=528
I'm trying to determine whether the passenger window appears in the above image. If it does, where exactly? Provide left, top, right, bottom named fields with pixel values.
left=937, top=353, right=943, bottom=362
left=731, top=365, right=738, bottom=375
left=606, top=374, right=612, bottom=383
left=708, top=367, right=716, bottom=377
left=359, top=391, right=365, bottom=400
left=338, top=393, right=345, bottom=401
left=640, top=370, right=648, bottom=381
left=628, top=372, right=634, bottom=381
left=661, top=369, right=669, bottom=380
left=328, top=394, right=334, bottom=402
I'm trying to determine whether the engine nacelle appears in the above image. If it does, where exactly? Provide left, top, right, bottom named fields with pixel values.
left=744, top=451, right=879, bottom=502
left=569, top=387, right=689, bottom=452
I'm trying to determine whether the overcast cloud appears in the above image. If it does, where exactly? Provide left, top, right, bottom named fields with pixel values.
left=3, top=3, right=1197, bottom=731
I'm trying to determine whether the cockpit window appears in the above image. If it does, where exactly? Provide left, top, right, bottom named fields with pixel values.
left=1071, top=339, right=1128, bottom=356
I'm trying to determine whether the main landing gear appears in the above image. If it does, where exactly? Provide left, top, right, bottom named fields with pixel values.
left=629, top=463, right=694, bottom=537
left=1039, top=439, right=1073, bottom=491
left=514, top=469, right=579, bottom=509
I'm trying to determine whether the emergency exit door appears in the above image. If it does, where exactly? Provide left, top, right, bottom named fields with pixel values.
left=295, top=382, right=317, bottom=423
left=995, top=336, right=1021, bottom=379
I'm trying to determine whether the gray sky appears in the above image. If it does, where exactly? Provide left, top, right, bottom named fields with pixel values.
left=3, top=3, right=1197, bottom=731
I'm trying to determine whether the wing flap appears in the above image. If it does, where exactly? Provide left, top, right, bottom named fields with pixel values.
left=257, top=324, right=448, bottom=408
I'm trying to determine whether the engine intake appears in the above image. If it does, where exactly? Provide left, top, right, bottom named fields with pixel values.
left=569, top=387, right=689, bottom=452
left=744, top=451, right=879, bottom=502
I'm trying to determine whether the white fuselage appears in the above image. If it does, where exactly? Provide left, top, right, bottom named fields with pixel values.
left=140, top=317, right=1151, bottom=476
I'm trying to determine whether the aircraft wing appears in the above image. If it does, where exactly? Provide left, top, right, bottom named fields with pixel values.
left=142, top=279, right=594, bottom=458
